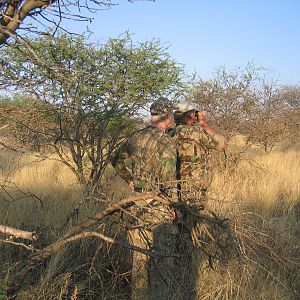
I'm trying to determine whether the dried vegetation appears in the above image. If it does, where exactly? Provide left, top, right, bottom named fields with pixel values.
left=0, top=140, right=299, bottom=299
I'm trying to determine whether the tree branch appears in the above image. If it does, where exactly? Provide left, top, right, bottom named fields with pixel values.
left=0, top=225, right=37, bottom=241
left=64, top=191, right=156, bottom=238
left=63, top=230, right=161, bottom=258
left=0, top=238, right=35, bottom=250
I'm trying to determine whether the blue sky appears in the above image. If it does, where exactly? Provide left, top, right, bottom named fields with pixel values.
left=65, top=0, right=300, bottom=85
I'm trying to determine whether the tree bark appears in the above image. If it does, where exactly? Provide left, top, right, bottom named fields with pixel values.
left=0, top=225, right=37, bottom=241
left=0, top=0, right=56, bottom=44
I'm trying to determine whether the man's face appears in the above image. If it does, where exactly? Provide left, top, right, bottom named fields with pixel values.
left=166, top=112, right=175, bottom=129
left=186, top=111, right=197, bottom=125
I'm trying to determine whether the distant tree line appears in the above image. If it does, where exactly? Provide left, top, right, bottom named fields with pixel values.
left=191, top=65, right=300, bottom=152
left=0, top=34, right=299, bottom=190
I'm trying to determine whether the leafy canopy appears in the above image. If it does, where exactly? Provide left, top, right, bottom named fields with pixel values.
left=0, top=33, right=185, bottom=188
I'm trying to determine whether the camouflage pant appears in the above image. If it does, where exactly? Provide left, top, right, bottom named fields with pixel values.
left=178, top=181, right=208, bottom=208
left=128, top=200, right=179, bottom=300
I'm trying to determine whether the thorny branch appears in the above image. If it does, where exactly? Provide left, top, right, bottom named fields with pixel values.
left=3, top=191, right=296, bottom=297
left=0, top=1, right=153, bottom=44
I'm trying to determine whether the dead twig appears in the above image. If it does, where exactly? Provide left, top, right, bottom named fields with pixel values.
left=0, top=239, right=35, bottom=251
left=66, top=231, right=161, bottom=258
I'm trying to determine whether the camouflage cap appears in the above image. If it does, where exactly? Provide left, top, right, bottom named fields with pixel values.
left=174, top=102, right=197, bottom=114
left=150, top=97, right=174, bottom=115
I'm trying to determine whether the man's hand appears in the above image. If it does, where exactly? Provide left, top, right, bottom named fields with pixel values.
left=197, top=112, right=228, bottom=150
left=128, top=181, right=135, bottom=191
left=197, top=111, right=207, bottom=128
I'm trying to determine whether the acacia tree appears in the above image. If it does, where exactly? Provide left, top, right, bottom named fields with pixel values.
left=191, top=65, right=297, bottom=152
left=0, top=33, right=185, bottom=189
left=244, top=82, right=293, bottom=152
left=191, top=65, right=261, bottom=138
left=0, top=0, right=151, bottom=44
left=0, top=95, right=52, bottom=151
left=276, top=85, right=300, bottom=139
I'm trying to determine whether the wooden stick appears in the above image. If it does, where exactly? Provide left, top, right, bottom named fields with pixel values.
left=0, top=225, right=37, bottom=241
left=64, top=191, right=156, bottom=238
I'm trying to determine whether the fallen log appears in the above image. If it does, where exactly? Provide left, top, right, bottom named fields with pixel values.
left=0, top=225, right=37, bottom=241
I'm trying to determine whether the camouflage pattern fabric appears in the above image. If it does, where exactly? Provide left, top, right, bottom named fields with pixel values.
left=149, top=96, right=174, bottom=115
left=173, top=123, right=223, bottom=206
left=169, top=123, right=226, bottom=299
left=111, top=125, right=179, bottom=300
left=111, top=125, right=177, bottom=196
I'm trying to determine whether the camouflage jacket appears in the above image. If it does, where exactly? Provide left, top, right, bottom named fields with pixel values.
left=172, top=123, right=224, bottom=191
left=111, top=125, right=177, bottom=196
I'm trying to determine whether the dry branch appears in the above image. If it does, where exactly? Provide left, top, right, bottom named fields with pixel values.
left=0, top=225, right=37, bottom=241
left=64, top=231, right=161, bottom=258
left=7, top=191, right=230, bottom=297
left=27, top=192, right=157, bottom=263
left=64, top=191, right=156, bottom=238
left=0, top=239, right=34, bottom=250
left=7, top=192, right=158, bottom=295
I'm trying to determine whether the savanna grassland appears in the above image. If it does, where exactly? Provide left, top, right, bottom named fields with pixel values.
left=0, top=139, right=299, bottom=300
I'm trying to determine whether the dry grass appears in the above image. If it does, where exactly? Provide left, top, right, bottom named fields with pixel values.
left=0, top=142, right=299, bottom=299
left=0, top=149, right=84, bottom=228
left=199, top=142, right=300, bottom=300
left=210, top=146, right=300, bottom=212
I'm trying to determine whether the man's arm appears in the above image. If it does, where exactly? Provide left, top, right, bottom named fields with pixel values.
left=111, top=141, right=135, bottom=191
left=197, top=111, right=227, bottom=150
left=157, top=135, right=177, bottom=200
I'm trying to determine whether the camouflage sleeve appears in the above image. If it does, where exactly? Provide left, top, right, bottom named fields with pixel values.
left=201, top=124, right=227, bottom=150
left=157, top=135, right=177, bottom=179
left=193, top=123, right=224, bottom=150
left=156, top=135, right=177, bottom=200
left=111, top=138, right=134, bottom=184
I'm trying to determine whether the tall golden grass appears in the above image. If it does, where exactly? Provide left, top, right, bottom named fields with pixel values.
left=0, top=149, right=84, bottom=228
left=0, top=142, right=299, bottom=299
left=196, top=144, right=300, bottom=299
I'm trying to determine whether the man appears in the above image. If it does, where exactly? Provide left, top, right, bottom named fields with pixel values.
left=168, top=102, right=227, bottom=299
left=111, top=97, right=176, bottom=195
left=170, top=102, right=227, bottom=207
left=111, top=97, right=178, bottom=300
